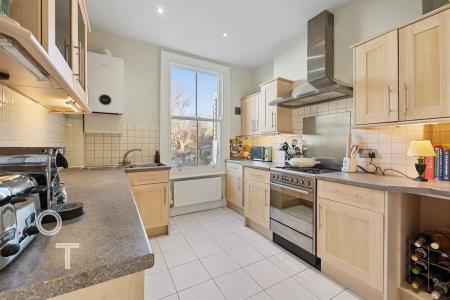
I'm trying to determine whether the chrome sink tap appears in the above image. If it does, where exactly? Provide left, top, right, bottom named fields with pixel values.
left=122, top=148, right=142, bottom=166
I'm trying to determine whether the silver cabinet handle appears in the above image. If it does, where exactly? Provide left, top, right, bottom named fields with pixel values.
left=163, top=186, right=167, bottom=205
left=272, top=111, right=275, bottom=128
left=404, top=83, right=408, bottom=112
left=237, top=179, right=240, bottom=191
left=332, top=189, right=362, bottom=199
left=387, top=85, right=393, bottom=113
left=318, top=205, right=323, bottom=228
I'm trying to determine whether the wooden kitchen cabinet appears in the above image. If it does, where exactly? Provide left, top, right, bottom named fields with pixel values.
left=225, top=162, right=244, bottom=214
left=128, top=170, right=170, bottom=237
left=241, top=78, right=293, bottom=135
left=7, top=0, right=42, bottom=43
left=317, top=180, right=386, bottom=300
left=354, top=30, right=398, bottom=125
left=259, top=78, right=293, bottom=133
left=399, top=10, right=450, bottom=121
left=244, top=168, right=270, bottom=237
left=241, top=92, right=260, bottom=135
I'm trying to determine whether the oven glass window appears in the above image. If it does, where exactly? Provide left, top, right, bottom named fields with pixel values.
left=270, top=185, right=313, bottom=224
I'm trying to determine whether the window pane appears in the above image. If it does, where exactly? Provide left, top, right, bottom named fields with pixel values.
left=171, top=67, right=196, bottom=117
left=197, top=72, right=220, bottom=119
left=171, top=119, right=197, bottom=167
left=198, top=121, right=218, bottom=166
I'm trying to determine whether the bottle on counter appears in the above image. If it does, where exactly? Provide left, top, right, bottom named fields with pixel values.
left=432, top=282, right=449, bottom=299
left=411, top=260, right=428, bottom=275
left=415, top=230, right=433, bottom=248
left=155, top=151, right=160, bottom=164
left=411, top=276, right=425, bottom=290
left=411, top=247, right=428, bottom=262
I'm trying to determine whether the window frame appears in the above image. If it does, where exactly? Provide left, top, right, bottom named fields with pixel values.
left=160, top=51, right=230, bottom=177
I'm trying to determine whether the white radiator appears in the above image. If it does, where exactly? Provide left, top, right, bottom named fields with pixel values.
left=173, top=177, right=222, bottom=208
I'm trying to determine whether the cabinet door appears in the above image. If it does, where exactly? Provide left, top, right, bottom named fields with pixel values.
left=225, top=173, right=242, bottom=208
left=354, top=30, right=398, bottom=125
left=8, top=0, right=42, bottom=43
left=317, top=197, right=384, bottom=292
left=72, top=0, right=88, bottom=91
left=131, top=183, right=169, bottom=230
left=241, top=97, right=250, bottom=135
left=262, top=85, right=277, bottom=133
left=244, top=179, right=270, bottom=229
left=399, top=11, right=450, bottom=120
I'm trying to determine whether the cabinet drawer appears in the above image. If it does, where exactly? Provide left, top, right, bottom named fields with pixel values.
left=317, top=180, right=385, bottom=213
left=244, top=167, right=270, bottom=184
left=127, top=170, right=169, bottom=186
left=226, top=162, right=243, bottom=175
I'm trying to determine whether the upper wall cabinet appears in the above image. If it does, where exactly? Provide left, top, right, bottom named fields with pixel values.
left=353, top=6, right=450, bottom=126
left=0, top=0, right=90, bottom=112
left=399, top=10, right=450, bottom=121
left=354, top=31, right=398, bottom=125
left=241, top=78, right=293, bottom=136
left=259, top=78, right=293, bottom=134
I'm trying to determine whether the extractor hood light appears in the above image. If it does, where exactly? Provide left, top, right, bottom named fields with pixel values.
left=0, top=35, right=48, bottom=81
left=66, top=98, right=81, bottom=113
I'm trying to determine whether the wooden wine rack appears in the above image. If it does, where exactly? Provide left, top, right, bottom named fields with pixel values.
left=407, top=240, right=450, bottom=299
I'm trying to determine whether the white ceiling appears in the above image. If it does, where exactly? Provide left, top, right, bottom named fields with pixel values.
left=85, top=0, right=351, bottom=68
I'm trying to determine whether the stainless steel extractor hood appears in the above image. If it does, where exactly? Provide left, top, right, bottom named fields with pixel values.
left=270, top=10, right=353, bottom=108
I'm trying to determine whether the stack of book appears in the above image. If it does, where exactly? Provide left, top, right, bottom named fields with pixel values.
left=424, top=145, right=450, bottom=180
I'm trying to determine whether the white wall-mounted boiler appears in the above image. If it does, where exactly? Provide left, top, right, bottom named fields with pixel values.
left=87, top=51, right=124, bottom=114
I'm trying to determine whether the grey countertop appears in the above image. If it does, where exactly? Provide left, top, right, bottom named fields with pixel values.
left=0, top=169, right=153, bottom=300
left=225, top=159, right=278, bottom=170
left=316, top=172, right=450, bottom=198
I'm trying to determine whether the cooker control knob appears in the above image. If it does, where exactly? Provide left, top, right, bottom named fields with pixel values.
left=293, top=178, right=298, bottom=183
left=288, top=178, right=293, bottom=182
left=306, top=180, right=311, bottom=186
left=299, top=179, right=304, bottom=184
left=271, top=174, right=275, bottom=179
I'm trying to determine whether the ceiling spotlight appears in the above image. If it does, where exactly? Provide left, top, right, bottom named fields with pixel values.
left=157, top=6, right=165, bottom=15
left=222, top=32, right=228, bottom=38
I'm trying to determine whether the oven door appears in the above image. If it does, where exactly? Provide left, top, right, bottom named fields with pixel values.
left=270, top=182, right=314, bottom=238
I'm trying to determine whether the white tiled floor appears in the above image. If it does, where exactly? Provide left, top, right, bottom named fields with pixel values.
left=145, top=207, right=363, bottom=300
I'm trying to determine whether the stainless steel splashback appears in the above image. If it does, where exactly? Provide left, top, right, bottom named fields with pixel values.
left=302, top=112, right=350, bottom=169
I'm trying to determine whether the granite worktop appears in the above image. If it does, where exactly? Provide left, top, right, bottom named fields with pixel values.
left=225, top=159, right=278, bottom=170
left=317, top=172, right=450, bottom=198
left=0, top=169, right=153, bottom=300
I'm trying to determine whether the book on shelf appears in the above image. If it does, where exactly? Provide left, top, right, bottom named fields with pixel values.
left=431, top=145, right=450, bottom=181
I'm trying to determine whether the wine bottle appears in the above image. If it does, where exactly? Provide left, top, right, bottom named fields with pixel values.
left=431, top=229, right=450, bottom=251
left=436, top=254, right=450, bottom=268
left=430, top=269, right=449, bottom=284
left=411, top=260, right=428, bottom=275
left=411, top=276, right=425, bottom=290
left=411, top=247, right=427, bottom=262
left=415, top=230, right=433, bottom=248
left=431, top=282, right=449, bottom=299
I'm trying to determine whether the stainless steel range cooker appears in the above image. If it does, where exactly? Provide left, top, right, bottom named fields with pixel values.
left=270, top=166, right=336, bottom=268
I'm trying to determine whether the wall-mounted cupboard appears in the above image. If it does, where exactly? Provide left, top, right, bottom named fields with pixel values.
left=0, top=0, right=90, bottom=112
left=241, top=77, right=293, bottom=135
left=353, top=6, right=450, bottom=126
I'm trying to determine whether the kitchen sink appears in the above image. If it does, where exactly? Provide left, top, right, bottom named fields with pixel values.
left=124, top=162, right=166, bottom=169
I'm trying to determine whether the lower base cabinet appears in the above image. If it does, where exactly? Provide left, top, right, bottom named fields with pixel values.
left=243, top=168, right=271, bottom=237
left=317, top=180, right=386, bottom=300
left=128, top=171, right=169, bottom=237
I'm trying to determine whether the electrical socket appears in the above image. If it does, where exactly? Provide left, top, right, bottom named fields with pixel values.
left=359, top=149, right=377, bottom=158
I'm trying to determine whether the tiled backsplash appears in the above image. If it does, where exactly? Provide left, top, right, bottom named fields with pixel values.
left=242, top=97, right=450, bottom=178
left=83, top=123, right=160, bottom=167
left=0, top=84, right=66, bottom=147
